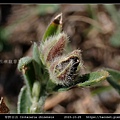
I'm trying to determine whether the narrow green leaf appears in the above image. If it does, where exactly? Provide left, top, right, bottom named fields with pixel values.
left=17, top=86, right=32, bottom=113
left=17, top=57, right=36, bottom=97
left=77, top=70, right=109, bottom=87
left=17, top=56, right=32, bottom=71
left=33, top=42, right=49, bottom=85
left=106, top=68, right=120, bottom=94
left=32, top=42, right=43, bottom=81
left=90, top=68, right=120, bottom=96
left=106, top=68, right=120, bottom=82
left=32, top=81, right=41, bottom=102
left=42, top=13, right=62, bottom=42
left=107, top=76, right=120, bottom=94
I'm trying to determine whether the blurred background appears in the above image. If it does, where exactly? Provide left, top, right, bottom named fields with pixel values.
left=0, top=4, right=120, bottom=113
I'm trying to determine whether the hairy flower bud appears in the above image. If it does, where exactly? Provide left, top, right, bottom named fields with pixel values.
left=48, top=50, right=83, bottom=86
left=40, top=32, right=68, bottom=64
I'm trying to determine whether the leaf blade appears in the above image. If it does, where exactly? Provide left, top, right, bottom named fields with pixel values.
left=77, top=70, right=109, bottom=87
left=17, top=57, right=36, bottom=97
left=42, top=13, right=62, bottom=42
left=17, top=86, right=32, bottom=113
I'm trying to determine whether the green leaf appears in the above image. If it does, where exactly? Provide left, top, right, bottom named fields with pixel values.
left=17, top=57, right=36, bottom=97
left=106, top=68, right=120, bottom=82
left=77, top=70, right=109, bottom=87
left=17, top=56, right=33, bottom=71
left=17, top=86, right=32, bottom=113
left=32, top=42, right=43, bottom=81
left=33, top=42, right=49, bottom=85
left=32, top=81, right=41, bottom=102
left=89, top=68, right=120, bottom=95
left=42, top=13, right=62, bottom=42
left=106, top=68, right=120, bottom=94
left=107, top=77, right=120, bottom=94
